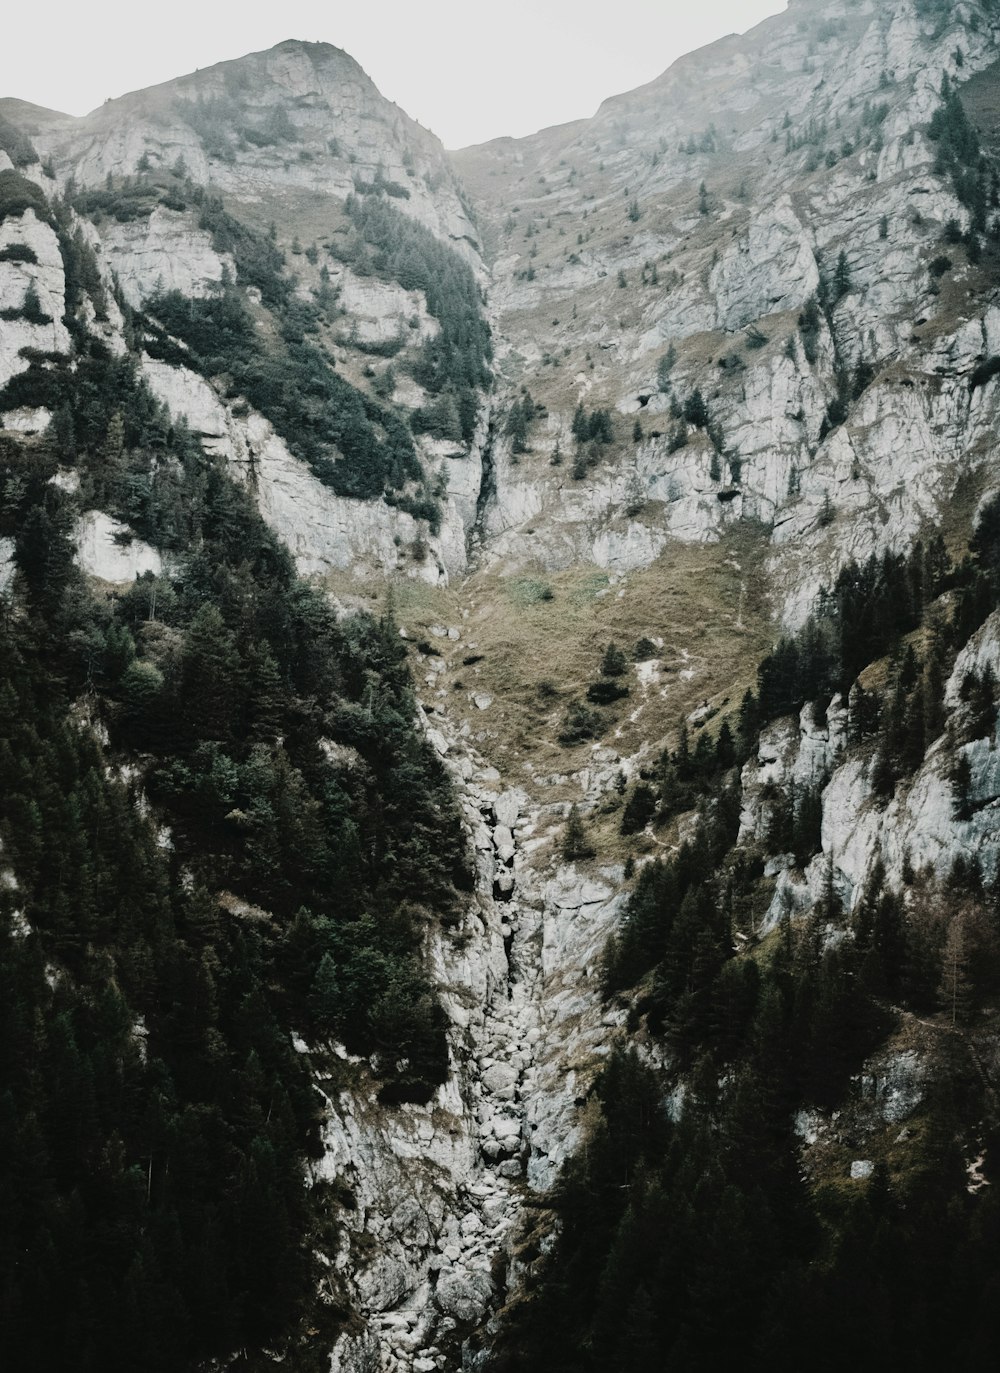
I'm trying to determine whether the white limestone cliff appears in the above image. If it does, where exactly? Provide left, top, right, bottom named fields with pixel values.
left=0, top=208, right=71, bottom=389
left=739, top=613, right=1000, bottom=935
left=102, top=206, right=235, bottom=308
left=139, top=358, right=484, bottom=584
left=456, top=0, right=1000, bottom=630
left=73, top=510, right=163, bottom=582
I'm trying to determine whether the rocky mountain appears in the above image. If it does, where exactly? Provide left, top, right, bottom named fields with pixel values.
left=2, top=2, right=1000, bottom=1370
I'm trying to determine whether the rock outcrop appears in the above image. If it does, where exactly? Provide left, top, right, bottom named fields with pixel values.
left=455, top=0, right=1000, bottom=627
left=311, top=687, right=628, bottom=1371
left=739, top=612, right=1000, bottom=935
left=0, top=207, right=71, bottom=389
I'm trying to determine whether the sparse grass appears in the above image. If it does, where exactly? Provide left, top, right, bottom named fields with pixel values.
left=321, top=526, right=771, bottom=867
left=509, top=577, right=556, bottom=606
left=337, top=526, right=769, bottom=830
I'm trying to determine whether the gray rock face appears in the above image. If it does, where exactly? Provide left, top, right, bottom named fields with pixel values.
left=33, top=41, right=479, bottom=256
left=455, top=0, right=1000, bottom=627
left=17, top=3, right=992, bottom=629
left=100, top=207, right=234, bottom=307
left=0, top=536, right=15, bottom=596
left=7, top=3, right=999, bottom=614
left=739, top=614, right=1000, bottom=931
left=336, top=268, right=440, bottom=347
left=0, top=208, right=71, bottom=389
left=710, top=196, right=820, bottom=332
left=138, top=357, right=484, bottom=584
left=73, top=511, right=163, bottom=583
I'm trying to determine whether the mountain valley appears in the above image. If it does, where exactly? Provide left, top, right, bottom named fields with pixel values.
left=3, top=2, right=1000, bottom=1369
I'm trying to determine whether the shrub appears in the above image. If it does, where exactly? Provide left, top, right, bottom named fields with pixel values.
left=587, top=679, right=630, bottom=706
left=0, top=169, right=51, bottom=224
left=558, top=701, right=604, bottom=746
left=601, top=642, right=629, bottom=677
left=970, top=356, right=1000, bottom=391
left=353, top=170, right=411, bottom=199
left=69, top=182, right=160, bottom=224
left=0, top=114, right=37, bottom=168
left=0, top=243, right=38, bottom=265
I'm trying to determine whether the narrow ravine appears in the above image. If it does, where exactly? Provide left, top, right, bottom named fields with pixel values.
left=316, top=610, right=629, bottom=1372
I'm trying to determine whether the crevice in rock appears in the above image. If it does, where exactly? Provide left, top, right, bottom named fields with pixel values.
left=470, top=415, right=498, bottom=558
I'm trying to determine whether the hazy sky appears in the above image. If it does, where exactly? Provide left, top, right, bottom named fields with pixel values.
left=4, top=0, right=787, bottom=148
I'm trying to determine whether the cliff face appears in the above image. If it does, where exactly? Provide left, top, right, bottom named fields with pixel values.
left=455, top=0, right=1000, bottom=626
left=2, top=40, right=490, bottom=591
left=3, top=3, right=1000, bottom=1370
left=25, top=41, right=478, bottom=251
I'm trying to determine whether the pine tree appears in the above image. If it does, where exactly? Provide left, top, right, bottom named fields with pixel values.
left=14, top=491, right=77, bottom=616
left=832, top=249, right=852, bottom=302
left=602, top=642, right=628, bottom=677
left=621, top=784, right=657, bottom=835
left=506, top=399, right=529, bottom=454
left=735, top=690, right=759, bottom=763
left=100, top=410, right=126, bottom=485
left=715, top=720, right=735, bottom=770
left=684, top=388, right=710, bottom=429
left=308, top=952, right=342, bottom=1035
left=938, top=912, right=974, bottom=1025
left=176, top=604, right=241, bottom=745
left=657, top=345, right=677, bottom=391
left=563, top=804, right=595, bottom=861
left=950, top=751, right=973, bottom=820
left=246, top=643, right=285, bottom=742
left=20, top=279, right=50, bottom=324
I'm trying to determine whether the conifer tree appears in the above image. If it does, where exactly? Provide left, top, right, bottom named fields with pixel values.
left=563, top=804, right=595, bottom=861
left=308, top=953, right=341, bottom=1033
left=601, top=642, right=628, bottom=677
left=683, top=388, right=710, bottom=429
left=656, top=345, right=677, bottom=391
left=938, top=912, right=973, bottom=1025
left=832, top=248, right=852, bottom=302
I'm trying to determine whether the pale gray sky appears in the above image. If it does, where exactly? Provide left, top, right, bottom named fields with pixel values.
left=4, top=0, right=787, bottom=148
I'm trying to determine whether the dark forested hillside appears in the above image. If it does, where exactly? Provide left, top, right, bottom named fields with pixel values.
left=486, top=1045, right=1000, bottom=1373
left=485, top=518, right=1000, bottom=1373
left=0, top=181, right=470, bottom=1369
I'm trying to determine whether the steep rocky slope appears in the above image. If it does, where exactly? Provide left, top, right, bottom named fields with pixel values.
left=2, top=40, right=490, bottom=589
left=455, top=0, right=1000, bottom=624
left=2, top=2, right=1000, bottom=1371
